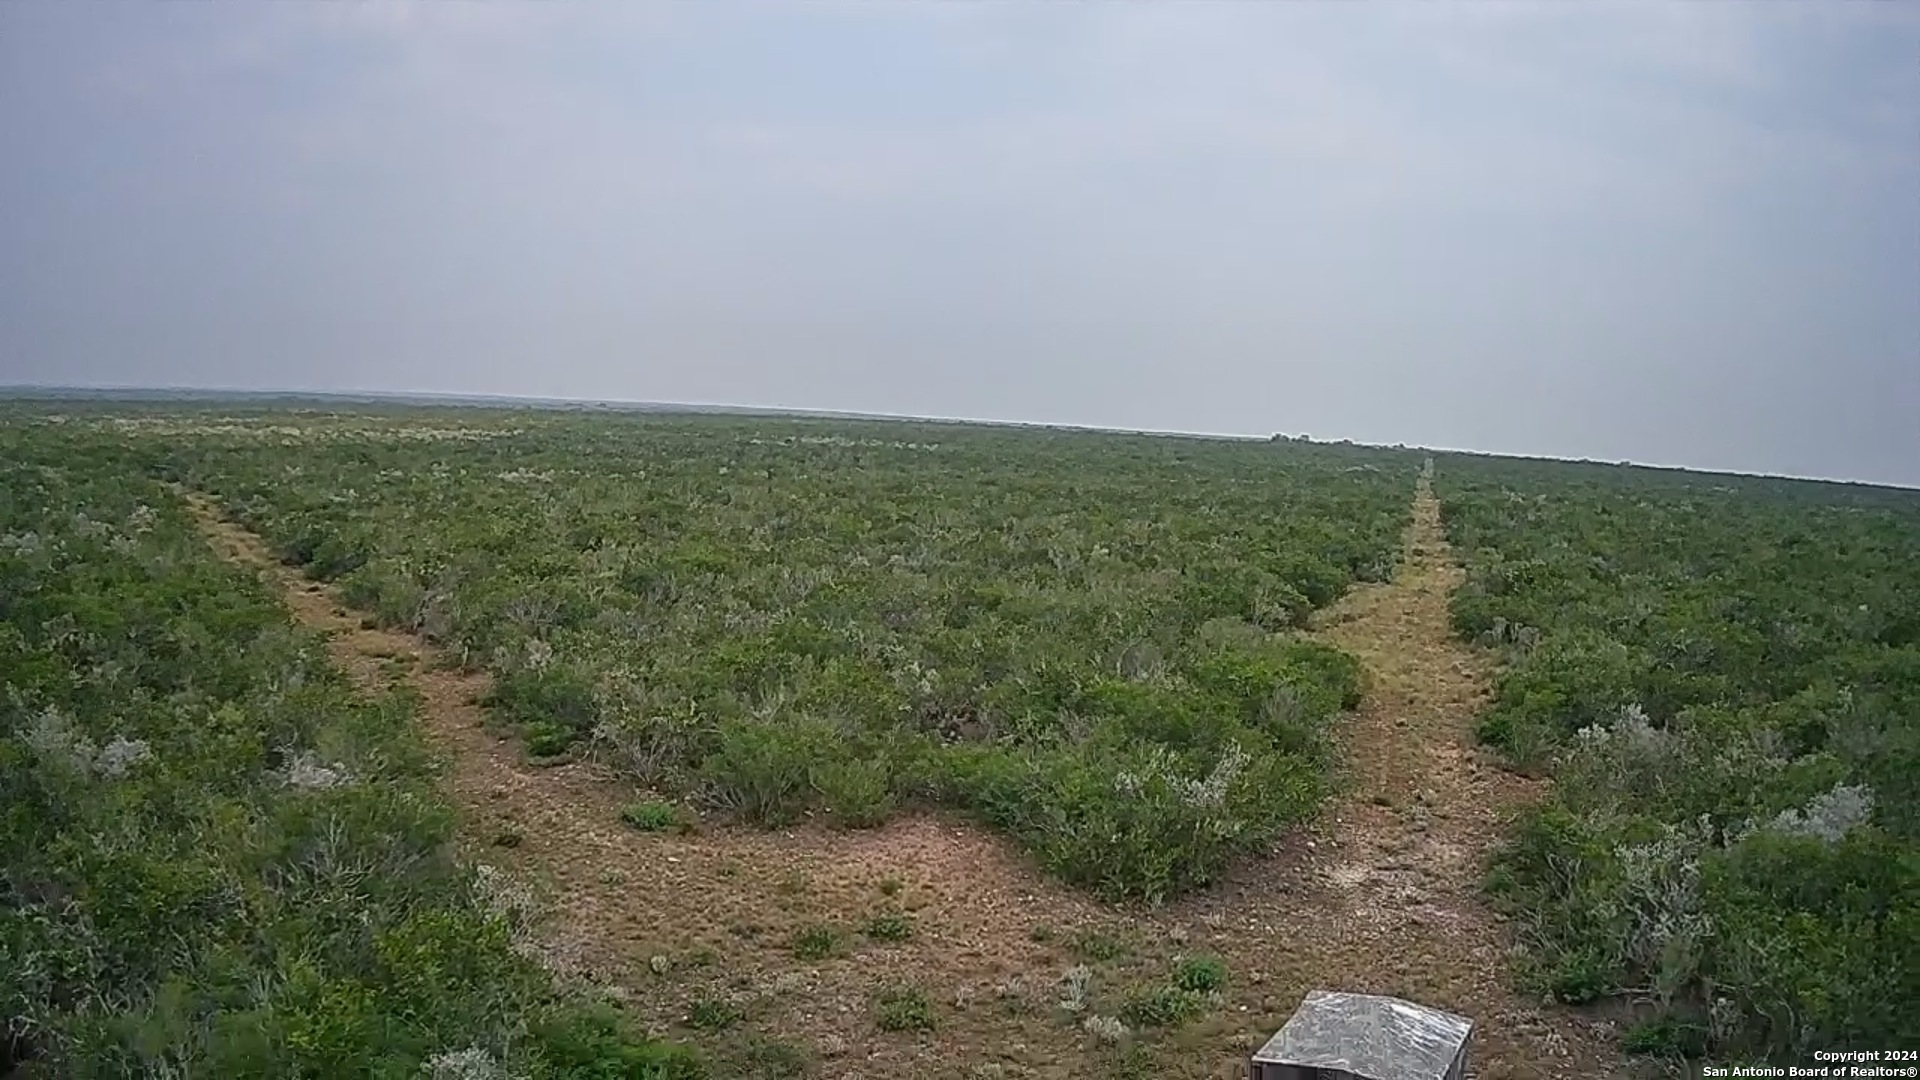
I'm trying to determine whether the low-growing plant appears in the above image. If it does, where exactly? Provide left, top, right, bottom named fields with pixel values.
left=789, top=924, right=840, bottom=961
left=874, top=985, right=937, bottom=1033
left=486, top=666, right=598, bottom=745
left=686, top=997, right=742, bottom=1032
left=951, top=736, right=1326, bottom=903
left=1621, top=1015, right=1708, bottom=1058
left=528, top=1005, right=704, bottom=1079
left=1056, top=965, right=1093, bottom=1014
left=723, top=1035, right=813, bottom=1080
left=862, top=912, right=914, bottom=942
left=1173, top=954, right=1227, bottom=993
left=524, top=720, right=578, bottom=759
left=1118, top=985, right=1208, bottom=1029
left=1069, top=929, right=1129, bottom=963
left=620, top=800, right=684, bottom=832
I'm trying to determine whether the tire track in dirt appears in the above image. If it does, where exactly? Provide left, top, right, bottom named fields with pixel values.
left=1154, top=463, right=1621, bottom=1078
left=180, top=478, right=1621, bottom=1079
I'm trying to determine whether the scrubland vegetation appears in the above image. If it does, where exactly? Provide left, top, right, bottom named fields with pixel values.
left=4, top=407, right=1413, bottom=1075
left=0, top=427, right=694, bottom=1077
left=151, top=410, right=1414, bottom=903
left=1439, top=456, right=1920, bottom=1059
left=7, top=403, right=1915, bottom=1075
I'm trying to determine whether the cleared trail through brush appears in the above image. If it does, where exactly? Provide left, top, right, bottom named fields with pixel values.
left=180, top=476, right=1620, bottom=1080
left=1169, top=464, right=1626, bottom=1077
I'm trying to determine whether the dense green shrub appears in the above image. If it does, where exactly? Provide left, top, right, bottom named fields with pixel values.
left=44, top=408, right=1417, bottom=903
left=1441, top=455, right=1920, bottom=1057
left=812, top=756, right=894, bottom=828
left=485, top=665, right=599, bottom=752
left=1172, top=955, right=1228, bottom=993
left=0, top=431, right=692, bottom=1078
left=947, top=735, right=1324, bottom=904
left=697, top=717, right=841, bottom=827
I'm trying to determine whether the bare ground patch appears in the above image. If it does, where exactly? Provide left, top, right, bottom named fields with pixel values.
left=179, top=482, right=1622, bottom=1079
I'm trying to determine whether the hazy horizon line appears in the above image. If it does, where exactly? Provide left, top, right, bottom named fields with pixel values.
left=4, top=380, right=1914, bottom=494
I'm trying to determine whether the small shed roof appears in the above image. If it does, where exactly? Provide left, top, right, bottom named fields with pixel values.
left=1250, top=990, right=1473, bottom=1080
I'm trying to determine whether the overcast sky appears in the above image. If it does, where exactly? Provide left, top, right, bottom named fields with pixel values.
left=2, top=3, right=1916, bottom=485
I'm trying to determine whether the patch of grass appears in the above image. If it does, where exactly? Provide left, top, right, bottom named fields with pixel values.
left=722, top=1034, right=814, bottom=1080
left=789, top=924, right=840, bottom=961
left=1118, top=985, right=1208, bottom=1028
left=687, top=997, right=742, bottom=1032
left=874, top=985, right=937, bottom=1033
left=1113, top=1044, right=1159, bottom=1079
left=1173, top=954, right=1227, bottom=993
left=1621, top=1015, right=1708, bottom=1058
left=862, top=912, right=914, bottom=942
left=524, top=720, right=576, bottom=758
left=530, top=1005, right=704, bottom=1079
left=619, top=800, right=684, bottom=832
left=1069, top=928, right=1129, bottom=963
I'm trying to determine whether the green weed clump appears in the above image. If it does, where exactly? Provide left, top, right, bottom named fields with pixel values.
left=873, top=986, right=937, bottom=1033
left=1118, top=986, right=1208, bottom=1029
left=1068, top=929, right=1130, bottom=963
left=1112, top=955, right=1228, bottom=1030
left=1173, top=955, right=1228, bottom=993
left=862, top=912, right=914, bottom=942
left=486, top=666, right=598, bottom=757
left=620, top=800, right=685, bottom=832
left=685, top=998, right=741, bottom=1032
left=788, top=924, right=840, bottom=961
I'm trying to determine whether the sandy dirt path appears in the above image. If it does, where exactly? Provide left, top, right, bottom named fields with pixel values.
left=181, top=476, right=1620, bottom=1080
